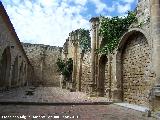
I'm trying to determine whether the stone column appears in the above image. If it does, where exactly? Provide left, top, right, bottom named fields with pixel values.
left=151, top=0, right=160, bottom=85
left=95, top=20, right=100, bottom=89
left=89, top=17, right=99, bottom=96
left=78, top=51, right=84, bottom=91
left=64, top=39, right=69, bottom=62
left=150, top=0, right=160, bottom=111
left=73, top=42, right=78, bottom=91
left=70, top=32, right=78, bottom=91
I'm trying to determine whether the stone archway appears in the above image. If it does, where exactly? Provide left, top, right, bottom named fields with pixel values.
left=117, top=29, right=154, bottom=106
left=11, top=56, right=18, bottom=87
left=0, top=46, right=11, bottom=87
left=97, top=54, right=107, bottom=97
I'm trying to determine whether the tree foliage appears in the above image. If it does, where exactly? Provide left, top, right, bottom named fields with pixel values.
left=98, top=11, right=137, bottom=54
left=56, top=58, right=73, bottom=81
left=78, top=28, right=91, bottom=53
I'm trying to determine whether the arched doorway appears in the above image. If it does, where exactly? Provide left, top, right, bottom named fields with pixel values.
left=11, top=56, right=18, bottom=87
left=121, top=32, right=152, bottom=106
left=98, top=54, right=107, bottom=97
left=0, top=46, right=11, bottom=87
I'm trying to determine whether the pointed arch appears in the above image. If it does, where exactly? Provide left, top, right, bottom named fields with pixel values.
left=116, top=28, right=154, bottom=106
left=98, top=54, right=108, bottom=97
left=0, top=46, right=11, bottom=87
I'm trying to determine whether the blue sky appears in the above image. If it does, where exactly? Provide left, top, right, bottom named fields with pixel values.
left=1, top=0, right=138, bottom=47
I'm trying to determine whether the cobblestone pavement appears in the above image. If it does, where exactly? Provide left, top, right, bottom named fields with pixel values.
left=0, top=104, right=155, bottom=120
left=0, top=87, right=156, bottom=120
left=0, top=87, right=111, bottom=103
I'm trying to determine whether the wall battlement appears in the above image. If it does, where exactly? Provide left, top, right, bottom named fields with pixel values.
left=22, top=42, right=62, bottom=52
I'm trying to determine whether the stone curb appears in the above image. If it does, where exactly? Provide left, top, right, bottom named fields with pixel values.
left=0, top=101, right=113, bottom=106
left=114, top=103, right=152, bottom=117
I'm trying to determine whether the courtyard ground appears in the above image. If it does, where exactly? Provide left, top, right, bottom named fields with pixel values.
left=0, top=87, right=156, bottom=120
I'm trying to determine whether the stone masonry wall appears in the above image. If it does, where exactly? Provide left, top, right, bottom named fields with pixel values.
left=122, top=33, right=155, bottom=107
left=81, top=52, right=91, bottom=94
left=135, top=0, right=151, bottom=33
left=22, top=43, right=62, bottom=87
left=104, top=61, right=110, bottom=98
left=136, top=0, right=150, bottom=24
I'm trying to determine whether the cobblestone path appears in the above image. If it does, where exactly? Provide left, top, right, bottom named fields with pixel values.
left=0, top=87, right=111, bottom=103
left=0, top=104, right=154, bottom=120
left=0, top=87, right=155, bottom=120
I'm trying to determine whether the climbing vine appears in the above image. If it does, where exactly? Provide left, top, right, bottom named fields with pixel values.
left=78, top=28, right=91, bottom=53
left=56, top=58, right=73, bottom=81
left=98, top=11, right=137, bottom=54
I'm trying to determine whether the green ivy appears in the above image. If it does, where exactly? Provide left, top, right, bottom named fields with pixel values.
left=56, top=58, right=73, bottom=81
left=78, top=28, right=91, bottom=53
left=98, top=11, right=137, bottom=54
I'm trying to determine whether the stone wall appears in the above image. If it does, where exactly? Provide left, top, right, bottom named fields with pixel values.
left=0, top=2, right=34, bottom=89
left=129, top=0, right=151, bottom=34
left=97, top=30, right=156, bottom=107
left=136, top=0, right=150, bottom=24
left=22, top=43, right=62, bottom=86
left=85, top=0, right=159, bottom=110
left=121, top=32, right=155, bottom=106
left=81, top=52, right=91, bottom=93
left=61, top=29, right=92, bottom=91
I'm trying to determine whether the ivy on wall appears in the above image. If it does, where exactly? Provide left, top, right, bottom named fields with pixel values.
left=78, top=28, right=91, bottom=53
left=56, top=58, right=73, bottom=81
left=98, top=11, right=137, bottom=54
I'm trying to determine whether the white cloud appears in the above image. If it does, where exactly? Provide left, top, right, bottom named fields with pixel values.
left=69, top=0, right=88, bottom=6
left=90, top=0, right=115, bottom=13
left=121, top=0, right=135, bottom=3
left=1, top=0, right=137, bottom=46
left=117, top=3, right=131, bottom=14
left=2, top=0, right=90, bottom=46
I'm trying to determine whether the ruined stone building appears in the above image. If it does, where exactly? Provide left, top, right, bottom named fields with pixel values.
left=61, top=30, right=91, bottom=92
left=1, top=0, right=160, bottom=112
left=0, top=2, right=62, bottom=88
left=61, top=0, right=160, bottom=111
left=0, top=2, right=34, bottom=89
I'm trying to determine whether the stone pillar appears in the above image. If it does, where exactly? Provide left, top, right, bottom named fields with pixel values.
left=64, top=39, right=69, bottom=62
left=95, top=20, right=100, bottom=89
left=150, top=0, right=160, bottom=111
left=89, top=17, right=99, bottom=96
left=70, top=31, right=78, bottom=91
left=151, top=0, right=160, bottom=85
left=78, top=51, right=84, bottom=91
